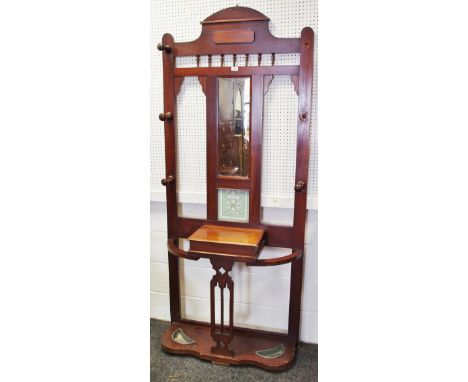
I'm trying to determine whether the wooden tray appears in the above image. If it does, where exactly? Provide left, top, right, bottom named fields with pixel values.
left=188, top=224, right=266, bottom=262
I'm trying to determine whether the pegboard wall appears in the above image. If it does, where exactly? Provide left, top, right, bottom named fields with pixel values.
left=175, top=77, right=207, bottom=198
left=151, top=0, right=318, bottom=209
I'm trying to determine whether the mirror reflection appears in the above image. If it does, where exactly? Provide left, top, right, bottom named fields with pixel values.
left=218, top=77, right=250, bottom=177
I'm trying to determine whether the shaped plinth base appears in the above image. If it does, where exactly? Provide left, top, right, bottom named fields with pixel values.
left=161, top=322, right=296, bottom=371
left=211, top=344, right=234, bottom=357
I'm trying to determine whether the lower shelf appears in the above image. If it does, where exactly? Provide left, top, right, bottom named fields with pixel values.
left=161, top=322, right=296, bottom=371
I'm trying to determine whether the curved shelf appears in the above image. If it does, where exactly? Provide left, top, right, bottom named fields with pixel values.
left=247, top=249, right=302, bottom=267
left=167, top=238, right=301, bottom=266
left=167, top=239, right=200, bottom=261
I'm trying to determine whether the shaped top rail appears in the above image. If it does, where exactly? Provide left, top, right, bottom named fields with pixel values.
left=167, top=6, right=301, bottom=57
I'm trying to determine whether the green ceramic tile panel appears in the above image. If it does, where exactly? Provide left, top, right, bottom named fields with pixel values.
left=218, top=189, right=249, bottom=222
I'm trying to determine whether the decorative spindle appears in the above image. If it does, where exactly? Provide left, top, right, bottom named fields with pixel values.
left=221, top=54, right=224, bottom=66
left=208, top=54, right=212, bottom=67
left=234, top=54, right=237, bottom=66
left=210, top=260, right=234, bottom=357
left=272, top=53, right=276, bottom=66
left=196, top=55, right=200, bottom=67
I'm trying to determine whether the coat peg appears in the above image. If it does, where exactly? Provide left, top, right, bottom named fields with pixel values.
left=157, top=43, right=172, bottom=54
left=159, top=112, right=173, bottom=121
left=294, top=181, right=306, bottom=192
left=161, top=175, right=174, bottom=186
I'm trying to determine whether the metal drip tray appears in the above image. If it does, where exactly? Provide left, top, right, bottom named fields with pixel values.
left=171, top=328, right=196, bottom=345
left=255, top=344, right=286, bottom=359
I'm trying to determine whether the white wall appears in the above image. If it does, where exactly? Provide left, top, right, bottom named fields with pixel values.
left=151, top=202, right=318, bottom=343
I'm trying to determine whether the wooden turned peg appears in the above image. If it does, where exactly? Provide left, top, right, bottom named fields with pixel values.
left=157, top=43, right=172, bottom=53
left=159, top=112, right=173, bottom=121
left=295, top=181, right=306, bottom=192
left=161, top=175, right=174, bottom=186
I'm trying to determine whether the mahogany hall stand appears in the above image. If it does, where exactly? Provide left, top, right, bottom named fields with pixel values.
left=158, top=6, right=314, bottom=371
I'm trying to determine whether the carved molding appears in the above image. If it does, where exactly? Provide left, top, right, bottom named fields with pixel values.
left=290, top=75, right=299, bottom=96
left=174, top=77, right=185, bottom=96
left=198, top=76, right=207, bottom=95
left=264, top=75, right=274, bottom=96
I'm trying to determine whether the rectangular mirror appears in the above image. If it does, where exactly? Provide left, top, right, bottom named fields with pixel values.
left=217, top=77, right=250, bottom=177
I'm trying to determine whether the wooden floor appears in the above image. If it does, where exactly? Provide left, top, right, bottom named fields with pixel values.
left=151, top=319, right=318, bottom=382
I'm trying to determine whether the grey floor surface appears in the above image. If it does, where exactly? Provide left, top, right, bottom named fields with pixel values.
left=151, top=319, right=318, bottom=382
